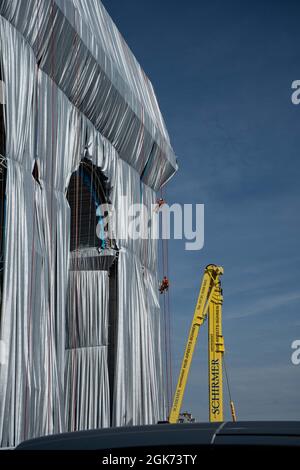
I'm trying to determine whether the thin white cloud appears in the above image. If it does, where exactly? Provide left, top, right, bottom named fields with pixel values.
left=227, top=291, right=300, bottom=320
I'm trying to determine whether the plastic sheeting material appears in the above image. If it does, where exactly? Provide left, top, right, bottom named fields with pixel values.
left=0, top=1, right=173, bottom=447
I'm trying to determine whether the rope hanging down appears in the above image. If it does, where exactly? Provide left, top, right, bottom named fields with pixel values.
left=159, top=187, right=173, bottom=416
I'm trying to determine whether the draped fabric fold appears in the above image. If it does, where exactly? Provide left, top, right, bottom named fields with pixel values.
left=65, top=271, right=110, bottom=431
left=114, top=250, right=164, bottom=426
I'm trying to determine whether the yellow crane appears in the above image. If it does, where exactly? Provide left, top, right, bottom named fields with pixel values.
left=168, top=264, right=236, bottom=424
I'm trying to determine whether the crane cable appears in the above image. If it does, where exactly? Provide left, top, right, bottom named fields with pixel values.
left=223, top=355, right=237, bottom=422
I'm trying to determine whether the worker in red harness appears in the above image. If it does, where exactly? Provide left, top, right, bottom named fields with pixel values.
left=154, top=198, right=166, bottom=213
left=159, top=276, right=169, bottom=294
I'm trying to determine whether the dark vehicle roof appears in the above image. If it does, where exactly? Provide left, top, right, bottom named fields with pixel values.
left=16, top=421, right=300, bottom=450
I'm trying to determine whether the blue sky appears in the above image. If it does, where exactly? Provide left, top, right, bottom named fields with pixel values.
left=102, top=0, right=300, bottom=420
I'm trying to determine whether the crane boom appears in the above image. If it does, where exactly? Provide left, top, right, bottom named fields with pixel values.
left=208, top=281, right=224, bottom=421
left=169, top=264, right=224, bottom=424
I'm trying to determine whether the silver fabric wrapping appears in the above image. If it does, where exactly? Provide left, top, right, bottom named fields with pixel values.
left=0, top=0, right=177, bottom=190
left=114, top=250, right=164, bottom=426
left=0, top=1, right=170, bottom=447
left=0, top=18, right=67, bottom=445
left=65, top=271, right=110, bottom=431
left=65, top=348, right=110, bottom=431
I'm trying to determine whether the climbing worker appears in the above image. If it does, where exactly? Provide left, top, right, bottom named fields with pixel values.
left=159, top=276, right=169, bottom=294
left=154, top=198, right=166, bottom=212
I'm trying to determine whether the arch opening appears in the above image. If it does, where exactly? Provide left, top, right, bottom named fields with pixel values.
left=66, top=157, right=115, bottom=252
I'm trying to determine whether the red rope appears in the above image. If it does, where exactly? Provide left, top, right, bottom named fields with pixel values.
left=160, top=186, right=174, bottom=416
left=166, top=240, right=173, bottom=403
